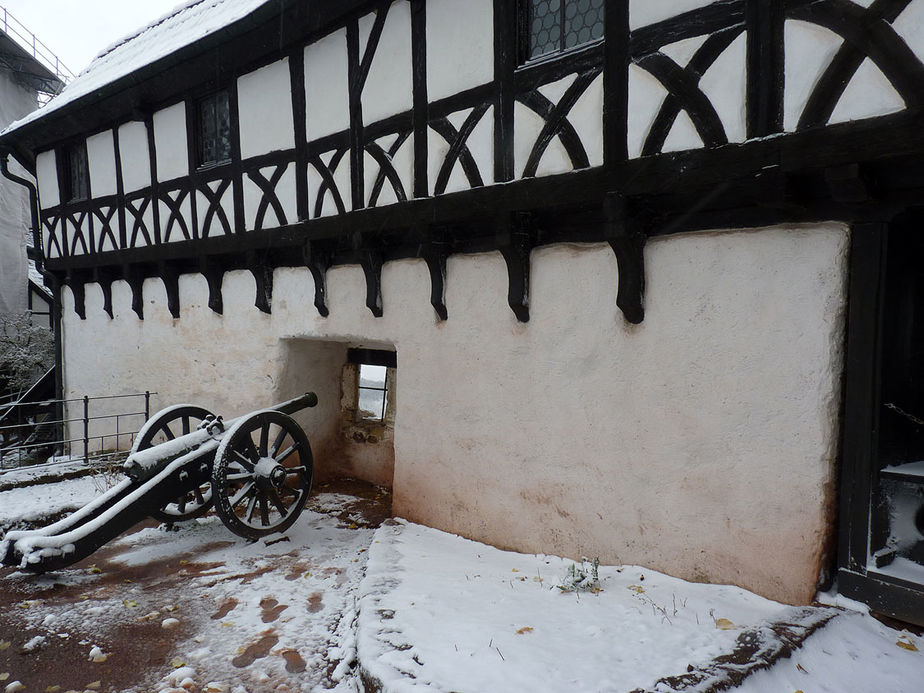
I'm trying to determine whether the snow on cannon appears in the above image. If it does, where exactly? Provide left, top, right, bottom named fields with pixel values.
left=0, top=393, right=317, bottom=573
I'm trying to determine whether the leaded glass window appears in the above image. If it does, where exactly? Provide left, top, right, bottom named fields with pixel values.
left=197, top=90, right=232, bottom=167
left=65, top=142, right=89, bottom=202
left=526, top=0, right=604, bottom=62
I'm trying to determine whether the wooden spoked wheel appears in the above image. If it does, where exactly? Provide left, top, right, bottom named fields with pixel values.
left=211, top=410, right=313, bottom=540
left=132, top=404, right=216, bottom=523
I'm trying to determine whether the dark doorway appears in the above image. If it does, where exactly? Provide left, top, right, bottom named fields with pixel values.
left=838, top=216, right=924, bottom=626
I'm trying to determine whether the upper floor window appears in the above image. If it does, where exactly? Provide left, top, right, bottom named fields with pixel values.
left=63, top=142, right=89, bottom=202
left=197, top=90, right=232, bottom=167
left=524, top=0, right=604, bottom=63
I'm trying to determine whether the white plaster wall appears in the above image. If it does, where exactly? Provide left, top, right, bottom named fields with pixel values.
left=118, top=121, right=152, bottom=193
left=630, top=0, right=713, bottom=30
left=36, top=150, right=59, bottom=209
left=87, top=130, right=118, bottom=198
left=783, top=21, right=842, bottom=132
left=237, top=58, right=295, bottom=160
left=829, top=58, right=904, bottom=125
left=153, top=102, right=189, bottom=182
left=305, top=29, right=350, bottom=141
left=427, top=0, right=494, bottom=102
left=59, top=223, right=848, bottom=604
left=361, top=1, right=413, bottom=124
left=628, top=64, right=668, bottom=158
left=699, top=32, right=747, bottom=144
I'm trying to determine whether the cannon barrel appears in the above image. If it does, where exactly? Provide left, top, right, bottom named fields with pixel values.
left=123, top=392, right=318, bottom=483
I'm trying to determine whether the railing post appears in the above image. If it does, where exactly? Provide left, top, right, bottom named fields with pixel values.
left=145, top=391, right=151, bottom=421
left=83, top=395, right=89, bottom=463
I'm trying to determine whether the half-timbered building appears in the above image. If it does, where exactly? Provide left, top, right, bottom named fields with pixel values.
left=2, top=0, right=923, bottom=623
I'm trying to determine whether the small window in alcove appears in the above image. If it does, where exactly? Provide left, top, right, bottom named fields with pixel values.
left=348, top=348, right=397, bottom=423
left=358, top=364, right=388, bottom=422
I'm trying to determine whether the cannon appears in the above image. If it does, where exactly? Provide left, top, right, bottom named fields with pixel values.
left=1, top=393, right=317, bottom=573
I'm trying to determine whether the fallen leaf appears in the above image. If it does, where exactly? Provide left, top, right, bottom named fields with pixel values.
left=170, top=657, right=185, bottom=668
left=516, top=627, right=533, bottom=635
left=122, top=599, right=137, bottom=608
left=511, top=568, right=520, bottom=573
left=896, top=637, right=918, bottom=652
left=715, top=618, right=736, bottom=630
left=628, top=585, right=645, bottom=594
left=796, top=663, right=808, bottom=674
left=0, top=641, right=9, bottom=650
left=348, top=523, right=358, bottom=530
left=221, top=621, right=234, bottom=627
left=88, top=566, right=101, bottom=574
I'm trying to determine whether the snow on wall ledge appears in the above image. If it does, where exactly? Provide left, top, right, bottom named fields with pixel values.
left=59, top=223, right=849, bottom=605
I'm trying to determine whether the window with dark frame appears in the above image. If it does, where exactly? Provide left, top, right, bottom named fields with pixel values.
left=524, top=0, right=605, bottom=63
left=197, top=90, right=232, bottom=168
left=348, top=348, right=396, bottom=424
left=63, top=142, right=89, bottom=202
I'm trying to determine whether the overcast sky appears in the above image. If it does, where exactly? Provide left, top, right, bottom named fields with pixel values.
left=1, top=0, right=183, bottom=75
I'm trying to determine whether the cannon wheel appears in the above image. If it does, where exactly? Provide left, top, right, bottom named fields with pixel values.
left=211, top=410, right=313, bottom=540
left=132, top=404, right=216, bottom=523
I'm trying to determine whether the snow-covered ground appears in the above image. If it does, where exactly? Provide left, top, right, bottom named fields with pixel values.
left=0, top=473, right=921, bottom=692
left=0, top=468, right=112, bottom=528
left=358, top=521, right=922, bottom=693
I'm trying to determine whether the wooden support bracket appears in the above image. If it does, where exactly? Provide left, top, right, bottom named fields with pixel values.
left=66, top=271, right=86, bottom=320
left=199, top=256, right=225, bottom=315
left=92, top=267, right=116, bottom=319
left=496, top=212, right=535, bottom=323
left=421, top=228, right=449, bottom=321
left=158, top=262, right=181, bottom=319
left=302, top=241, right=332, bottom=317
left=360, top=249, right=384, bottom=318
left=247, top=251, right=273, bottom=314
left=604, top=192, right=646, bottom=324
left=123, top=264, right=145, bottom=320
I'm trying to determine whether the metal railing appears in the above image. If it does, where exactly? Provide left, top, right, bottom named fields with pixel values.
left=0, top=391, right=154, bottom=470
left=0, top=6, right=75, bottom=84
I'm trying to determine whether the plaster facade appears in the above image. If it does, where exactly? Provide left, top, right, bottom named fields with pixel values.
left=59, top=223, right=848, bottom=604
left=0, top=69, right=38, bottom=317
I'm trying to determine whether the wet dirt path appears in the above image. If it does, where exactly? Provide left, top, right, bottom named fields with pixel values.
left=0, top=479, right=391, bottom=692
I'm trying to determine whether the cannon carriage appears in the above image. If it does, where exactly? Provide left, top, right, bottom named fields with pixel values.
left=1, top=393, right=318, bottom=573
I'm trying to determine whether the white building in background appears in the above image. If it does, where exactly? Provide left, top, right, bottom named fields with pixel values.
left=0, top=8, right=68, bottom=323
left=1, top=0, right=923, bottom=626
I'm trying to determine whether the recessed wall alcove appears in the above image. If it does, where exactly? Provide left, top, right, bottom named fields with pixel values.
left=276, top=338, right=396, bottom=488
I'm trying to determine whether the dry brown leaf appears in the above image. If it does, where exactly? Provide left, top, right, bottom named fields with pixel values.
left=714, top=618, right=736, bottom=630
left=516, top=627, right=534, bottom=635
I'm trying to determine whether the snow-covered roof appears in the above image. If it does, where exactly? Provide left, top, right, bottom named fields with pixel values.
left=1, top=0, right=272, bottom=138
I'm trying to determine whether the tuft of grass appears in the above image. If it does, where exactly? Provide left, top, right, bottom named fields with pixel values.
left=557, top=557, right=601, bottom=593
